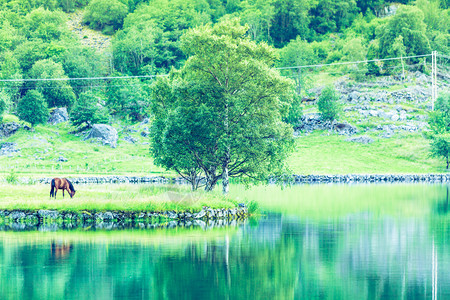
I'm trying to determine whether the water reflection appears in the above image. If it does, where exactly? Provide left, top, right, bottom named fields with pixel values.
left=1, top=184, right=450, bottom=299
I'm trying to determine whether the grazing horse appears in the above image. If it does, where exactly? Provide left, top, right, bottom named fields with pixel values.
left=50, top=178, right=76, bottom=198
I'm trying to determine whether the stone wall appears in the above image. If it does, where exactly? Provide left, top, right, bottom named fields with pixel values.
left=289, top=174, right=450, bottom=184
left=0, top=205, right=249, bottom=230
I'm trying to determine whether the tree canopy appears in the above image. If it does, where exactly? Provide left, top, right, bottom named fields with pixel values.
left=150, top=18, right=295, bottom=193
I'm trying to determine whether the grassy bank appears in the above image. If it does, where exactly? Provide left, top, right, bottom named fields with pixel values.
left=0, top=183, right=237, bottom=213
left=288, top=131, right=442, bottom=174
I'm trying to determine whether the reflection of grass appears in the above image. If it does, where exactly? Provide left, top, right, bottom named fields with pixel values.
left=230, top=183, right=445, bottom=219
left=0, top=184, right=236, bottom=212
left=0, top=227, right=239, bottom=246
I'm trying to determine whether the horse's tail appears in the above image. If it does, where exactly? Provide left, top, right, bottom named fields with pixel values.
left=50, top=178, right=55, bottom=198
left=66, top=179, right=75, bottom=193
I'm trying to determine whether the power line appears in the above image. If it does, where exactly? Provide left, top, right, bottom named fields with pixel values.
left=0, top=53, right=442, bottom=84
left=0, top=74, right=168, bottom=83
left=275, top=54, right=432, bottom=70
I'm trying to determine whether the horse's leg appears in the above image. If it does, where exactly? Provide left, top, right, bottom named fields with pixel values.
left=62, top=189, right=65, bottom=198
left=55, top=187, right=58, bottom=199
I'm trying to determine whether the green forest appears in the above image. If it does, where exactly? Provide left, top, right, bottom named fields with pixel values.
left=0, top=0, right=447, bottom=122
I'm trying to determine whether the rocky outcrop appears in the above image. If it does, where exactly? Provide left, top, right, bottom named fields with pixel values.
left=84, top=124, right=118, bottom=148
left=48, top=107, right=69, bottom=125
left=0, top=122, right=20, bottom=138
left=0, top=142, right=19, bottom=156
left=296, top=113, right=357, bottom=136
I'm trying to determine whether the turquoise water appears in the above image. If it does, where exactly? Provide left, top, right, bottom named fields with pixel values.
left=1, top=184, right=450, bottom=299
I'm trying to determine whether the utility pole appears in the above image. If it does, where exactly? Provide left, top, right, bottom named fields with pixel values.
left=431, top=51, right=438, bottom=111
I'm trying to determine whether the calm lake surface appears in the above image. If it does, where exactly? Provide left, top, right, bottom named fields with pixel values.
left=1, top=183, right=450, bottom=299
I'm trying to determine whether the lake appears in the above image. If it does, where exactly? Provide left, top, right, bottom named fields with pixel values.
left=1, top=183, right=449, bottom=299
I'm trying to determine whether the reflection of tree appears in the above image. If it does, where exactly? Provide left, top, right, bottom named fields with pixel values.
left=435, top=185, right=449, bottom=215
left=1, top=214, right=450, bottom=299
left=153, top=214, right=301, bottom=299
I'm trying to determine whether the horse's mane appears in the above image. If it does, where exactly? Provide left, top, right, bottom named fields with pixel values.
left=66, top=178, right=75, bottom=192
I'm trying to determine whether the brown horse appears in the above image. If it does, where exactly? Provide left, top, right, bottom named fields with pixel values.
left=50, top=178, right=76, bottom=198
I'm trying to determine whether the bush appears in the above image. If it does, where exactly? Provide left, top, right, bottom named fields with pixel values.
left=283, top=94, right=303, bottom=127
left=17, top=90, right=49, bottom=126
left=70, top=91, right=110, bottom=128
left=428, top=93, right=450, bottom=134
left=317, top=86, right=341, bottom=121
left=29, top=59, right=76, bottom=109
left=5, top=169, right=18, bottom=184
left=83, top=0, right=128, bottom=33
left=430, top=136, right=450, bottom=169
left=0, top=99, right=5, bottom=121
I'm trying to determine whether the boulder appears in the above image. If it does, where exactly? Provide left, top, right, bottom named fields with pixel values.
left=0, top=142, right=19, bottom=156
left=84, top=124, right=118, bottom=148
left=333, top=122, right=358, bottom=136
left=57, top=156, right=68, bottom=162
left=48, top=107, right=69, bottom=125
left=345, top=136, right=374, bottom=144
left=0, top=122, right=20, bottom=138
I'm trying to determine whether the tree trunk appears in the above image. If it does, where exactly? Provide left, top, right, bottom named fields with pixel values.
left=222, top=164, right=229, bottom=195
left=204, top=170, right=218, bottom=192
left=447, top=156, right=449, bottom=169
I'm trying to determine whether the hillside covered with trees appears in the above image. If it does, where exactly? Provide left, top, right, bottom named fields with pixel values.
left=0, top=0, right=447, bottom=122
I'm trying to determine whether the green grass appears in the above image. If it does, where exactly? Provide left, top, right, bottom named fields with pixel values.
left=288, top=131, right=442, bottom=174
left=0, top=183, right=236, bottom=212
left=0, top=120, right=169, bottom=177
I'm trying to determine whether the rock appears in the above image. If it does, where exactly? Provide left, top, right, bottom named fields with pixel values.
left=122, top=135, right=137, bottom=144
left=369, top=110, right=378, bottom=117
left=38, top=210, right=60, bottom=219
left=195, top=208, right=206, bottom=219
left=8, top=211, right=26, bottom=220
left=345, top=136, right=374, bottom=144
left=391, top=114, right=400, bottom=121
left=48, top=107, right=69, bottom=125
left=140, top=131, right=149, bottom=137
left=57, top=156, right=68, bottom=162
left=0, top=142, right=19, bottom=156
left=0, top=122, right=20, bottom=138
left=84, top=124, right=118, bottom=148
left=333, top=122, right=358, bottom=136
left=399, top=110, right=407, bottom=121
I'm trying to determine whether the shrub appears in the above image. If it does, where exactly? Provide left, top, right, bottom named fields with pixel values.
left=317, top=86, right=341, bottom=121
left=430, top=136, right=450, bottom=169
left=428, top=93, right=450, bottom=134
left=70, top=90, right=110, bottom=128
left=5, top=169, right=18, bottom=184
left=83, top=0, right=128, bottom=33
left=0, top=99, right=5, bottom=121
left=17, top=90, right=49, bottom=125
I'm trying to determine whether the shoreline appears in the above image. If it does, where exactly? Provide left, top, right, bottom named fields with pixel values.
left=31, top=174, right=450, bottom=185
left=0, top=205, right=249, bottom=230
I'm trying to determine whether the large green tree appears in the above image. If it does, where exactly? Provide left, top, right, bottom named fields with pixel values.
left=28, top=59, right=76, bottom=109
left=150, top=18, right=295, bottom=194
left=17, top=89, right=49, bottom=125
left=70, top=90, right=109, bottom=128
left=377, top=5, right=431, bottom=59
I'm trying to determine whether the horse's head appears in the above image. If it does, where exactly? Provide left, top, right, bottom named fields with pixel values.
left=70, top=190, right=76, bottom=198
